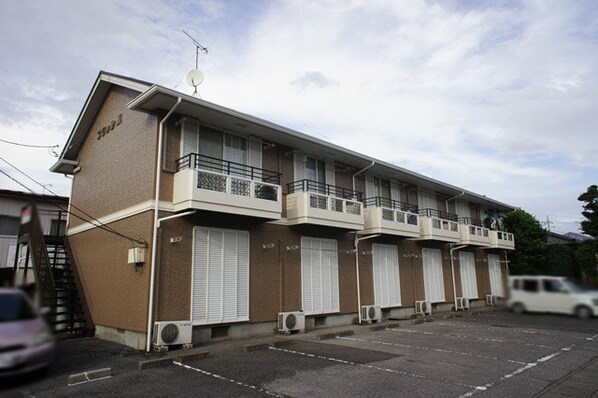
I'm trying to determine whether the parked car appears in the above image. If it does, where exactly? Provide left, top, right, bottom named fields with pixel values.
left=0, top=288, right=55, bottom=377
left=508, top=276, right=598, bottom=318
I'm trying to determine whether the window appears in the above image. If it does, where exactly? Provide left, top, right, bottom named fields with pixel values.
left=373, top=177, right=391, bottom=200
left=50, top=219, right=66, bottom=236
left=191, top=227, right=249, bottom=325
left=301, top=237, right=339, bottom=315
left=0, top=216, right=20, bottom=236
left=522, top=279, right=539, bottom=293
left=543, top=279, right=566, bottom=293
left=372, top=244, right=401, bottom=307
left=422, top=248, right=445, bottom=302
left=459, top=252, right=478, bottom=299
left=488, top=254, right=504, bottom=297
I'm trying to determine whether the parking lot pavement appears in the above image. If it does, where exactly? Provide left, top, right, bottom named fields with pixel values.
left=2, top=310, right=597, bottom=397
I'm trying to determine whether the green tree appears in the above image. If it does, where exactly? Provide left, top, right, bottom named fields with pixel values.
left=578, top=184, right=598, bottom=238
left=504, top=209, right=548, bottom=275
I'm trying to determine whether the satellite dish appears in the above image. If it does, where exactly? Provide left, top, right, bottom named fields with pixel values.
left=186, top=69, right=204, bottom=87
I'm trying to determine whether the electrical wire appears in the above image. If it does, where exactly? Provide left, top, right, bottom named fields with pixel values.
left=0, top=156, right=147, bottom=247
left=0, top=138, right=59, bottom=149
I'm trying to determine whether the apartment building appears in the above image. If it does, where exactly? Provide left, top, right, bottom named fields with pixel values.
left=51, top=71, right=516, bottom=350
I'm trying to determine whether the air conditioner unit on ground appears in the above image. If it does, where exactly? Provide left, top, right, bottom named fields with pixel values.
left=486, top=294, right=495, bottom=306
left=277, top=311, right=305, bottom=333
left=153, top=321, right=192, bottom=347
left=361, top=305, right=382, bottom=323
left=456, top=297, right=470, bottom=311
left=415, top=300, right=432, bottom=316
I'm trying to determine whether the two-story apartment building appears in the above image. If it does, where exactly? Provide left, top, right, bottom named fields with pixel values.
left=51, top=72, right=516, bottom=350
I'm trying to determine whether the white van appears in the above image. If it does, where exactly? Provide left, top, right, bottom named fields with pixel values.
left=508, top=276, right=598, bottom=318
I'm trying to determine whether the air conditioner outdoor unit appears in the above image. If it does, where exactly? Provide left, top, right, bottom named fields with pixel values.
left=456, top=297, right=470, bottom=311
left=153, top=321, right=192, bottom=346
left=415, top=300, right=432, bottom=315
left=277, top=311, right=305, bottom=333
left=486, top=294, right=495, bottom=306
left=361, top=305, right=382, bottom=323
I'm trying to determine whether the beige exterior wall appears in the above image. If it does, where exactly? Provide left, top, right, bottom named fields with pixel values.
left=69, top=86, right=158, bottom=229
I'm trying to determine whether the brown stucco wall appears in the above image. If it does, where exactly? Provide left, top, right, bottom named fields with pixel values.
left=69, top=86, right=157, bottom=229
left=68, top=212, right=154, bottom=332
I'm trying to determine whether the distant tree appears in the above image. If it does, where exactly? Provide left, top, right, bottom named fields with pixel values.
left=578, top=185, right=598, bottom=238
left=504, top=209, right=548, bottom=275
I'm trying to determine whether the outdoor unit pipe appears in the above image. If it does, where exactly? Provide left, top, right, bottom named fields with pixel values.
left=146, top=97, right=182, bottom=352
left=354, top=232, right=380, bottom=324
left=449, top=243, right=467, bottom=311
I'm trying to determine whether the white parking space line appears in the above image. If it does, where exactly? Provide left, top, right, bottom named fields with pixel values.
left=457, top=345, right=575, bottom=398
left=268, top=346, right=488, bottom=392
left=336, top=336, right=528, bottom=365
left=385, top=327, right=558, bottom=349
left=172, top=360, right=284, bottom=397
left=586, top=333, right=598, bottom=341
left=433, top=322, right=557, bottom=337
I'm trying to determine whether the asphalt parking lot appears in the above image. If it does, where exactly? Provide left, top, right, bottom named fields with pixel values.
left=2, top=309, right=598, bottom=397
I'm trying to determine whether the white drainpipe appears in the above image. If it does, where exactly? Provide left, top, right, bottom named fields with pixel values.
left=354, top=232, right=380, bottom=324
left=449, top=243, right=467, bottom=311
left=352, top=161, right=375, bottom=192
left=146, top=98, right=182, bottom=352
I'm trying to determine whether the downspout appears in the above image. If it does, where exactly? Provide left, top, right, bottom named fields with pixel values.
left=146, top=97, right=182, bottom=352
left=354, top=232, right=380, bottom=324
left=352, top=161, right=375, bottom=192
left=449, top=243, right=467, bottom=311
left=445, top=191, right=465, bottom=213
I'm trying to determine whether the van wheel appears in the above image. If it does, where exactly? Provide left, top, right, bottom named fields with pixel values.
left=575, top=305, right=592, bottom=319
left=511, top=303, right=525, bottom=314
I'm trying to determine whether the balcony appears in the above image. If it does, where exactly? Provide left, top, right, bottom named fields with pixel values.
left=418, top=209, right=460, bottom=242
left=459, top=218, right=491, bottom=246
left=489, top=230, right=515, bottom=250
left=173, top=153, right=282, bottom=219
left=362, top=197, right=420, bottom=237
left=286, top=180, right=364, bottom=229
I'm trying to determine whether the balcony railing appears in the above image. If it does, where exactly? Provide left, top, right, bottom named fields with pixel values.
left=176, top=153, right=281, bottom=184
left=363, top=197, right=420, bottom=237
left=418, top=208, right=460, bottom=242
left=459, top=217, right=491, bottom=246
left=286, top=180, right=364, bottom=229
left=173, top=153, right=282, bottom=218
left=490, top=230, right=515, bottom=250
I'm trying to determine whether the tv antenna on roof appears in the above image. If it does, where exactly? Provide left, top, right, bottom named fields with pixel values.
left=183, top=30, right=208, bottom=98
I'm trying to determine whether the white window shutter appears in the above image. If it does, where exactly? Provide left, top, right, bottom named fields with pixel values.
left=181, top=118, right=199, bottom=157
left=418, top=190, right=436, bottom=211
left=365, top=175, right=374, bottom=199
left=488, top=254, right=503, bottom=297
left=455, top=199, right=470, bottom=219
left=301, top=237, right=339, bottom=315
left=325, top=160, right=335, bottom=187
left=373, top=244, right=401, bottom=307
left=459, top=252, right=478, bottom=299
left=391, top=180, right=400, bottom=202
left=422, top=248, right=445, bottom=302
left=192, top=227, right=209, bottom=322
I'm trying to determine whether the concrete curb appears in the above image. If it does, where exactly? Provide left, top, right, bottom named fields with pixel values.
left=243, top=343, right=271, bottom=352
left=67, top=368, right=111, bottom=386
left=138, top=357, right=173, bottom=370
left=177, top=351, right=210, bottom=362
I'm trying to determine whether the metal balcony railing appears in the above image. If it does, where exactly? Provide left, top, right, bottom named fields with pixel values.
left=419, top=208, right=459, bottom=232
left=287, top=180, right=363, bottom=216
left=176, top=153, right=281, bottom=185
left=364, top=197, right=419, bottom=226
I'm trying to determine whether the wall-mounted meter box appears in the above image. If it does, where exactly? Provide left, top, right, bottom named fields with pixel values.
left=128, top=247, right=146, bottom=264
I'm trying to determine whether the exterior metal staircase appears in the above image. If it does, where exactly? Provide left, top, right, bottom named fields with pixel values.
left=14, top=204, right=94, bottom=339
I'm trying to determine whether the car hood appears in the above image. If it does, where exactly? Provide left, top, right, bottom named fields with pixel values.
left=0, top=318, right=47, bottom=347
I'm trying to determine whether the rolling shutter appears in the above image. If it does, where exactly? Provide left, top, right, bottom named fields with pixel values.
left=422, top=248, right=445, bottom=303
left=372, top=244, right=401, bottom=307
left=293, top=152, right=306, bottom=181
left=192, top=227, right=249, bottom=324
left=301, top=237, right=339, bottom=315
left=181, top=118, right=199, bottom=157
left=248, top=138, right=262, bottom=170
left=459, top=251, right=478, bottom=299
left=488, top=254, right=504, bottom=297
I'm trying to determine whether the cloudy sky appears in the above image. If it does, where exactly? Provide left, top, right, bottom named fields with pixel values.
left=0, top=0, right=596, bottom=234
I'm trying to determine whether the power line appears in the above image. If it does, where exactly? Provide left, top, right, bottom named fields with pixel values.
left=0, top=138, right=59, bottom=149
left=0, top=156, right=146, bottom=246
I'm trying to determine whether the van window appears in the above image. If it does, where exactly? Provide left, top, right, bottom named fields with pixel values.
left=512, top=279, right=521, bottom=290
left=522, top=279, right=539, bottom=293
left=543, top=279, right=566, bottom=293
